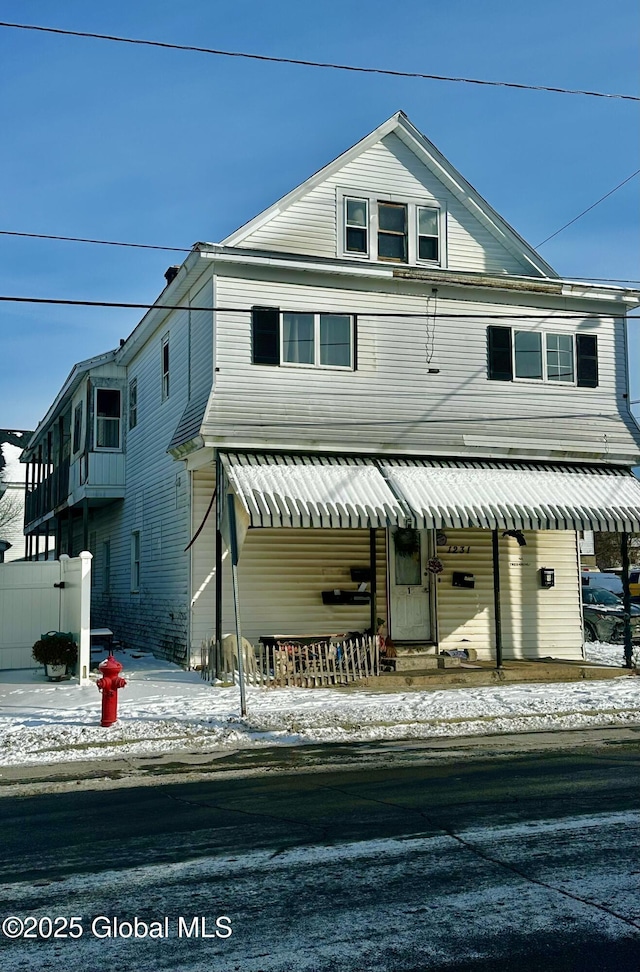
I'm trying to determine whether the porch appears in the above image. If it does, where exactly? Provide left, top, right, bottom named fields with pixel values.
left=194, top=451, right=640, bottom=685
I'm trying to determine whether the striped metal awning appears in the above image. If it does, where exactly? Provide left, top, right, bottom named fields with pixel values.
left=381, top=459, right=640, bottom=532
left=221, top=453, right=640, bottom=532
left=221, top=453, right=408, bottom=528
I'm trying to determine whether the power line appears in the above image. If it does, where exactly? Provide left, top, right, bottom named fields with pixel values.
left=1, top=227, right=639, bottom=286
left=0, top=229, right=190, bottom=253
left=0, top=294, right=636, bottom=319
left=537, top=169, right=640, bottom=247
left=1, top=21, right=639, bottom=101
left=1, top=228, right=638, bottom=286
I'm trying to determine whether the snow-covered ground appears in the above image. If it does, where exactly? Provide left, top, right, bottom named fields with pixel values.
left=0, top=645, right=637, bottom=768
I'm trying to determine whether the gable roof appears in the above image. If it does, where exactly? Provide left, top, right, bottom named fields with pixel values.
left=222, top=111, right=557, bottom=279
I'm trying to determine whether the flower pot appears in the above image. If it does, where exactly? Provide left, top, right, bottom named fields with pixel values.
left=45, top=663, right=68, bottom=680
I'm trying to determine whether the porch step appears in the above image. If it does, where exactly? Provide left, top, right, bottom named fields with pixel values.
left=393, top=654, right=462, bottom=671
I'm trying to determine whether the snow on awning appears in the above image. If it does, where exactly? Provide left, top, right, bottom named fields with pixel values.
left=381, top=459, right=640, bottom=532
left=221, top=453, right=408, bottom=529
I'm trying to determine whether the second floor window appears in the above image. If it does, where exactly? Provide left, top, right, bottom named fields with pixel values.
left=72, top=402, right=83, bottom=454
left=161, top=334, right=170, bottom=399
left=284, top=313, right=353, bottom=368
left=488, top=326, right=598, bottom=387
left=128, top=377, right=138, bottom=429
left=252, top=307, right=355, bottom=370
left=95, top=388, right=121, bottom=449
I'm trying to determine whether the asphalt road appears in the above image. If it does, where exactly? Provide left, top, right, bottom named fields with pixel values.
left=0, top=729, right=639, bottom=971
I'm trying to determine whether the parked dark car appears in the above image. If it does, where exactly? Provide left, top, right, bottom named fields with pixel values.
left=582, top=587, right=640, bottom=644
left=629, top=569, right=640, bottom=603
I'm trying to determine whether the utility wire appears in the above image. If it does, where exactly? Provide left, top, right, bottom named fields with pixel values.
left=1, top=21, right=639, bottom=101
left=0, top=228, right=638, bottom=285
left=0, top=229, right=190, bottom=253
left=0, top=295, right=633, bottom=319
left=537, top=169, right=640, bottom=246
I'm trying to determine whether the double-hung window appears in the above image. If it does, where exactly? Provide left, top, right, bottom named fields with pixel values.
left=488, top=326, right=597, bottom=386
left=72, top=402, right=83, bottom=455
left=252, top=307, right=355, bottom=370
left=418, top=206, right=440, bottom=262
left=161, top=334, right=170, bottom=400
left=95, top=389, right=121, bottom=449
left=378, top=202, right=408, bottom=262
left=345, top=197, right=368, bottom=255
left=342, top=192, right=443, bottom=266
left=128, top=377, right=138, bottom=430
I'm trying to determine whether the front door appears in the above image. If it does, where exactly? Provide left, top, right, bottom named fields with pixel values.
left=390, top=528, right=432, bottom=641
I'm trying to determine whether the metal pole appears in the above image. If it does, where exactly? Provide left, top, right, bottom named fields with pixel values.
left=227, top=492, right=247, bottom=717
left=492, top=529, right=503, bottom=670
left=215, top=454, right=223, bottom=679
left=621, top=532, right=633, bottom=669
left=369, top=527, right=377, bottom=635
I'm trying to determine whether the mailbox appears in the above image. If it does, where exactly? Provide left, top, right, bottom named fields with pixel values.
left=452, top=571, right=475, bottom=589
left=540, top=567, right=555, bottom=589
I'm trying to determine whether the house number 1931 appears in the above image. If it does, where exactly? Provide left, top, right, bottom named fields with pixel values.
left=448, top=545, right=471, bottom=554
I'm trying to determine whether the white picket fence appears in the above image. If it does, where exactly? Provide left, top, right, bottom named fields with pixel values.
left=200, top=635, right=379, bottom=688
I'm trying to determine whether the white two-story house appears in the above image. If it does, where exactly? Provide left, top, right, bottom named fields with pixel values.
left=21, top=111, right=640, bottom=669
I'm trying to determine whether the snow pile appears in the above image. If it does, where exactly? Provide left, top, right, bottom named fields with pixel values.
left=0, top=645, right=637, bottom=768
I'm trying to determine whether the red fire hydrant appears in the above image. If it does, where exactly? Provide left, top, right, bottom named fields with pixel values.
left=96, top=655, right=127, bottom=727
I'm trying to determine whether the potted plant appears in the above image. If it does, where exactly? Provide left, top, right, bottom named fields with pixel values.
left=32, top=631, right=78, bottom=680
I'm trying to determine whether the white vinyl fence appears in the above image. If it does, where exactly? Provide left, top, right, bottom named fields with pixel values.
left=0, top=552, right=92, bottom=682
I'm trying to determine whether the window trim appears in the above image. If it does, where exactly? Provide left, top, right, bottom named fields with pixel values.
left=280, top=312, right=355, bottom=371
left=94, top=387, right=122, bottom=451
left=338, top=188, right=445, bottom=267
left=161, top=333, right=170, bottom=400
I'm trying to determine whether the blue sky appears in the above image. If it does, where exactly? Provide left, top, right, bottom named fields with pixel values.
left=0, top=0, right=638, bottom=431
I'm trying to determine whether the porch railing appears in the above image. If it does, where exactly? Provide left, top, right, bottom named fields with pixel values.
left=200, top=635, right=379, bottom=688
left=25, top=458, right=70, bottom=524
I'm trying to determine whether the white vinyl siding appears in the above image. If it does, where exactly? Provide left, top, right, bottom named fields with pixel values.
left=221, top=528, right=387, bottom=645
left=436, top=529, right=583, bottom=659
left=204, top=273, right=638, bottom=464
left=236, top=132, right=533, bottom=276
left=88, top=297, right=194, bottom=664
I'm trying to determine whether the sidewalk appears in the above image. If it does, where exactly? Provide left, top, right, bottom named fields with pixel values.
left=0, top=644, right=637, bottom=770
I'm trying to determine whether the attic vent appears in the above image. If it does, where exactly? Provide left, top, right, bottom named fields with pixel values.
left=164, top=266, right=180, bottom=285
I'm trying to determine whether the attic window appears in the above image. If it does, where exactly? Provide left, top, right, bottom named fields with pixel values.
left=345, top=198, right=368, bottom=254
left=378, top=203, right=407, bottom=262
left=340, top=191, right=444, bottom=266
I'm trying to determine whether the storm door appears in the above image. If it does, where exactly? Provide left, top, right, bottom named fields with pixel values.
left=389, top=528, right=432, bottom=641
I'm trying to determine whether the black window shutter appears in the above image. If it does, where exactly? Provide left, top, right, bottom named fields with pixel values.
left=576, top=334, right=598, bottom=387
left=487, top=326, right=513, bottom=381
left=251, top=306, right=280, bottom=365
left=352, top=316, right=358, bottom=371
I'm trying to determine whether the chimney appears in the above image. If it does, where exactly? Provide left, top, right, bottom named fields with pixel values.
left=164, top=265, right=180, bottom=286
